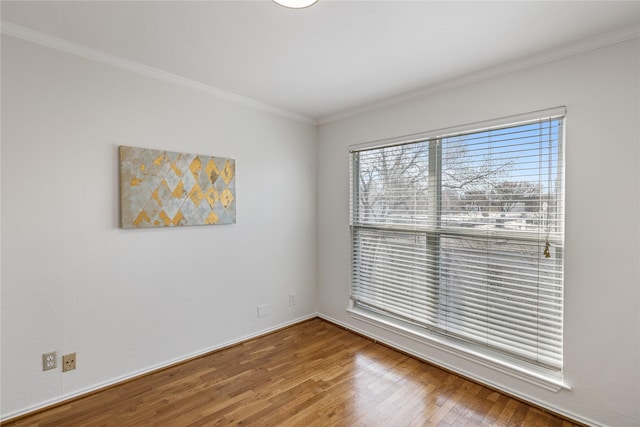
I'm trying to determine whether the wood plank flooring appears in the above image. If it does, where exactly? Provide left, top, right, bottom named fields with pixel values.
left=3, top=318, right=580, bottom=426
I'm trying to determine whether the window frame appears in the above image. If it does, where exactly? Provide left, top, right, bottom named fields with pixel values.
left=348, top=107, right=569, bottom=391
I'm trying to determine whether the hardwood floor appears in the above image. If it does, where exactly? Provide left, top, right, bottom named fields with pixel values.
left=4, top=318, right=580, bottom=426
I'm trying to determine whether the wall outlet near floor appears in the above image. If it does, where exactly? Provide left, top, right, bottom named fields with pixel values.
left=62, top=353, right=77, bottom=372
left=289, top=292, right=296, bottom=306
left=257, top=304, right=269, bottom=318
left=42, top=351, right=57, bottom=371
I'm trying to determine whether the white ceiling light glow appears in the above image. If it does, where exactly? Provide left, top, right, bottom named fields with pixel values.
left=273, top=0, right=318, bottom=9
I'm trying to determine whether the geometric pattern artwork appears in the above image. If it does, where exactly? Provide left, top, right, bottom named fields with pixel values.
left=119, top=146, right=236, bottom=228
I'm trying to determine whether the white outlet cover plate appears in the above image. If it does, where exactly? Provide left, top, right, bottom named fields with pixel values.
left=257, top=304, right=268, bottom=318
left=42, top=351, right=57, bottom=371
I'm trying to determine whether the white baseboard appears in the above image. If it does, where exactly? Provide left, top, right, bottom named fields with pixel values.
left=3, top=312, right=602, bottom=426
left=317, top=313, right=602, bottom=427
left=1, top=313, right=319, bottom=423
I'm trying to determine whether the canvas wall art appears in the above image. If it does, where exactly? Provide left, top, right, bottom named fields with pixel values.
left=119, top=146, right=236, bottom=228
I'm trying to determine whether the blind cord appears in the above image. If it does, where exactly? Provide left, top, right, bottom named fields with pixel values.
left=543, top=118, right=553, bottom=259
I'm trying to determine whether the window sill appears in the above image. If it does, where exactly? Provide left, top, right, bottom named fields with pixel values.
left=346, top=307, right=571, bottom=392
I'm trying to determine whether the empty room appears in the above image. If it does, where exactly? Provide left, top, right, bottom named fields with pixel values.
left=1, top=1, right=639, bottom=426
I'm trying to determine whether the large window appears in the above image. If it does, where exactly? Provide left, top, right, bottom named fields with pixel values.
left=349, top=109, right=565, bottom=373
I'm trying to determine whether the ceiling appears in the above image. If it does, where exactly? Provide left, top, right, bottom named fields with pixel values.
left=2, top=1, right=639, bottom=124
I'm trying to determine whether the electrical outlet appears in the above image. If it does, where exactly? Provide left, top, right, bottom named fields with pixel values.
left=42, top=351, right=57, bottom=371
left=257, top=304, right=268, bottom=318
left=289, top=292, right=296, bottom=306
left=62, top=353, right=76, bottom=372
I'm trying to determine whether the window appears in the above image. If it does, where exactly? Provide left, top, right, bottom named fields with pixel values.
left=349, top=109, right=565, bottom=374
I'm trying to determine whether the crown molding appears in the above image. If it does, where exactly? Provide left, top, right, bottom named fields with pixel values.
left=319, top=24, right=640, bottom=125
left=0, top=21, right=318, bottom=126
left=3, top=20, right=637, bottom=128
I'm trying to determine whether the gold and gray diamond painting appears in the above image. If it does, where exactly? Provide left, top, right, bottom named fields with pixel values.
left=119, top=146, right=236, bottom=228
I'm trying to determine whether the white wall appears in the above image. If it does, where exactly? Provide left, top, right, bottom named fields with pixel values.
left=317, top=39, right=640, bottom=427
left=1, top=35, right=317, bottom=418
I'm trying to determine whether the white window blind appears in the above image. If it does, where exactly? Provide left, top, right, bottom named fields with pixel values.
left=350, top=110, right=565, bottom=371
